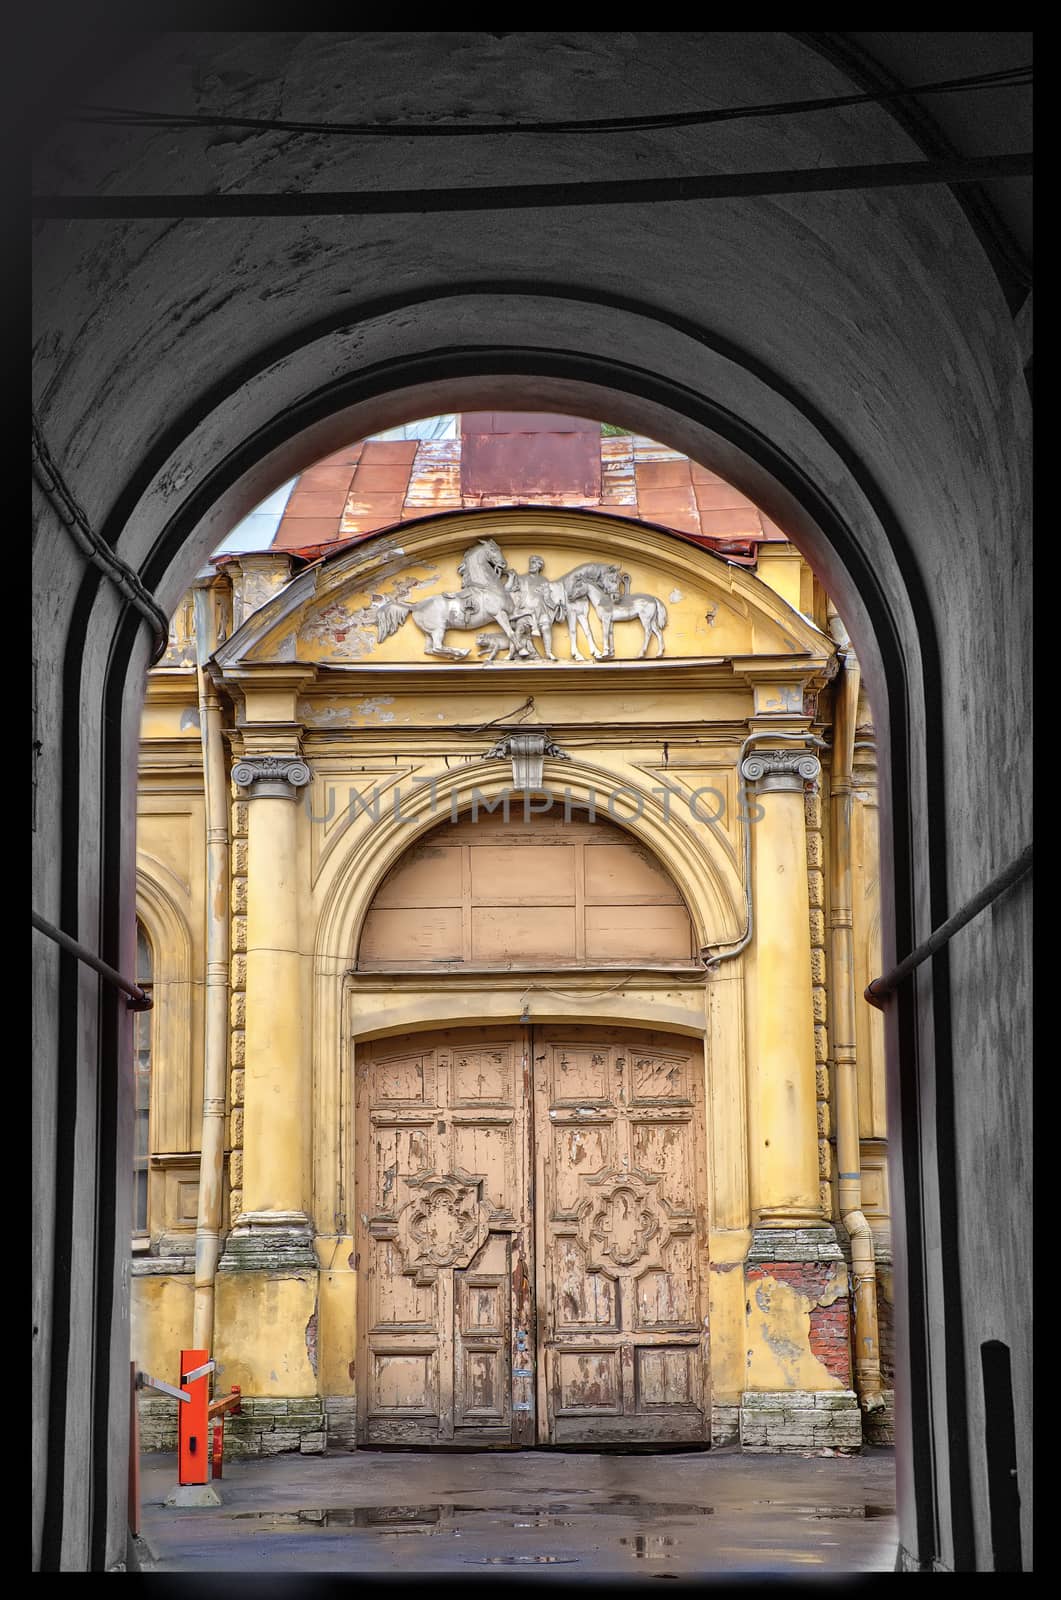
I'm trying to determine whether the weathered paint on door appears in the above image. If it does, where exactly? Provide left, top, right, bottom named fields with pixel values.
left=355, top=1024, right=708, bottom=1446
left=534, top=1026, right=710, bottom=1446
left=355, top=1027, right=533, bottom=1446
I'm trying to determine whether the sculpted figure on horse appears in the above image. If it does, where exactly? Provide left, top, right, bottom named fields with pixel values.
left=373, top=538, right=524, bottom=660
left=373, top=540, right=663, bottom=662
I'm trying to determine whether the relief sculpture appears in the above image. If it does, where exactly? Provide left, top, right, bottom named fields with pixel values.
left=374, top=537, right=520, bottom=661
left=575, top=1167, right=690, bottom=1278
left=392, top=1169, right=490, bottom=1285
left=371, top=538, right=668, bottom=662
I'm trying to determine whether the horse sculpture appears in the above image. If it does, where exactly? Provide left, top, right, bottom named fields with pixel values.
left=489, top=560, right=626, bottom=661
left=373, top=543, right=660, bottom=662
left=567, top=568, right=668, bottom=658
left=373, top=538, right=523, bottom=660
left=538, top=561, right=625, bottom=661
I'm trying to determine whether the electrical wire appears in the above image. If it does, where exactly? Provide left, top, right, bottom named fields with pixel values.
left=31, top=410, right=170, bottom=663
left=458, top=697, right=536, bottom=735
left=70, top=64, right=1030, bottom=141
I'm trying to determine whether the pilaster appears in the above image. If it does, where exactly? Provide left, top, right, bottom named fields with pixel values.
left=218, top=751, right=315, bottom=1272
left=741, top=742, right=823, bottom=1226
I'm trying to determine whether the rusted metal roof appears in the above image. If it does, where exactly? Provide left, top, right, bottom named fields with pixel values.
left=267, top=418, right=788, bottom=566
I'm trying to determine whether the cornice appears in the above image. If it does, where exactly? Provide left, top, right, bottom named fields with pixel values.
left=347, top=964, right=704, bottom=990
left=301, top=657, right=742, bottom=696
left=144, top=671, right=199, bottom=706
left=299, top=725, right=754, bottom=752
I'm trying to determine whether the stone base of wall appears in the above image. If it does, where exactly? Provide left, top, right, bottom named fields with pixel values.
left=739, top=1389, right=862, bottom=1453
left=138, top=1396, right=183, bottom=1454
left=711, top=1403, right=740, bottom=1446
left=863, top=1388, right=895, bottom=1446
left=323, top=1397, right=358, bottom=1452
left=224, top=1398, right=326, bottom=1456
left=143, top=1386, right=874, bottom=1457
left=138, top=1395, right=327, bottom=1457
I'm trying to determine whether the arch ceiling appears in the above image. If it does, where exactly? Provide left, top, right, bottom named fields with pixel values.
left=33, top=32, right=1029, bottom=626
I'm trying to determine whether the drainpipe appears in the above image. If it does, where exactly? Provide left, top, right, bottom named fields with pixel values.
left=828, top=623, right=885, bottom=1412
left=702, top=728, right=826, bottom=969
left=191, top=579, right=230, bottom=1354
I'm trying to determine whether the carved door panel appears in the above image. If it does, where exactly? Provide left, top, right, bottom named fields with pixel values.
left=533, top=1026, right=710, bottom=1445
left=356, top=1028, right=533, bottom=1446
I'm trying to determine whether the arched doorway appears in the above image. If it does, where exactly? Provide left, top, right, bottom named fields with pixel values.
left=41, top=351, right=939, bottom=1568
left=352, top=808, right=709, bottom=1448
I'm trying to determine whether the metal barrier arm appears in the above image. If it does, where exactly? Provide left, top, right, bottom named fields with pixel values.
left=208, top=1388, right=242, bottom=1419
left=32, top=909, right=153, bottom=1011
left=136, top=1372, right=190, bottom=1404
left=182, top=1360, right=216, bottom=1385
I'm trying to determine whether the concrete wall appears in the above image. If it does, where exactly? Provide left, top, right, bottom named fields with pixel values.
left=31, top=32, right=1031, bottom=1570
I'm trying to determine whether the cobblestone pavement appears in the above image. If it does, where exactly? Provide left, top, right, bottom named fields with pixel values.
left=137, top=1446, right=896, bottom=1580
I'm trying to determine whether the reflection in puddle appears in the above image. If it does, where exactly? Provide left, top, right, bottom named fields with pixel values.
left=751, top=1501, right=894, bottom=1521
left=228, top=1506, right=443, bottom=1531
left=469, top=1555, right=578, bottom=1565
left=620, top=1535, right=675, bottom=1560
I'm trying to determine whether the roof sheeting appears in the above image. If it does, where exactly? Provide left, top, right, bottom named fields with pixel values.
left=256, top=422, right=788, bottom=566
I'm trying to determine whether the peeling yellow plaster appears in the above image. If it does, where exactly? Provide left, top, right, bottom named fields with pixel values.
left=744, top=1269, right=846, bottom=1391
left=214, top=1273, right=319, bottom=1396
left=130, top=1274, right=194, bottom=1382
left=709, top=1256, right=750, bottom=1403
left=315, top=1235, right=357, bottom=1396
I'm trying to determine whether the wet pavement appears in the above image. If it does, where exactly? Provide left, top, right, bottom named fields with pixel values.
left=137, top=1446, right=896, bottom=1579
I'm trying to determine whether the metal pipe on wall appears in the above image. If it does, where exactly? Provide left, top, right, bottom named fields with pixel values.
left=828, top=629, right=885, bottom=1412
left=191, top=581, right=231, bottom=1354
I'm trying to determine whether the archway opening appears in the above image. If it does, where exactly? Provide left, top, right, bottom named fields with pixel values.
left=51, top=345, right=943, bottom=1571
left=130, top=409, right=900, bottom=1489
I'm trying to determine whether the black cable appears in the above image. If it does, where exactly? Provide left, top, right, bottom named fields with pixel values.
left=70, top=64, right=1030, bottom=140
left=31, top=411, right=170, bottom=661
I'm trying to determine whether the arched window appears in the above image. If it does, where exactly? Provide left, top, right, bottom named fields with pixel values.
left=357, top=807, right=695, bottom=968
left=133, top=920, right=153, bottom=1242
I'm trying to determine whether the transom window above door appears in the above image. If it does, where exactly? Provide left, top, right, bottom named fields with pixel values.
left=357, top=809, right=695, bottom=968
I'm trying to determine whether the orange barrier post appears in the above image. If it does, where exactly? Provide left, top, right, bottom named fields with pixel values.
left=208, top=1386, right=242, bottom=1481
left=177, top=1348, right=211, bottom=1487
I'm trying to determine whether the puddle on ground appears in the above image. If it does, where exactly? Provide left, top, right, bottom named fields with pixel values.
left=224, top=1500, right=713, bottom=1532
left=468, top=1555, right=579, bottom=1565
left=227, top=1507, right=441, bottom=1531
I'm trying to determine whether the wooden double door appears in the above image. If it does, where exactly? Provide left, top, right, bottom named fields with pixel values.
left=355, top=1024, right=710, bottom=1447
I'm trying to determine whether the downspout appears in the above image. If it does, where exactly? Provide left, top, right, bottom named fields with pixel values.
left=828, top=624, right=885, bottom=1412
left=191, top=580, right=230, bottom=1354
left=702, top=728, right=826, bottom=969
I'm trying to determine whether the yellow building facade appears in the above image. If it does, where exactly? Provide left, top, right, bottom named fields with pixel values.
left=132, top=504, right=892, bottom=1456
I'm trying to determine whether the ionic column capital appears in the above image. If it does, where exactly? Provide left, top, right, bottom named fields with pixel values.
left=740, top=748, right=821, bottom=793
left=231, top=755, right=310, bottom=800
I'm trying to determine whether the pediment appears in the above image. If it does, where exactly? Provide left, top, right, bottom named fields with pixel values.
left=212, top=509, right=833, bottom=672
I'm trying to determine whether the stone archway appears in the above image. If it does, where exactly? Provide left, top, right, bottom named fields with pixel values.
left=38, top=345, right=941, bottom=1571
left=34, top=36, right=1031, bottom=1567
